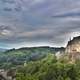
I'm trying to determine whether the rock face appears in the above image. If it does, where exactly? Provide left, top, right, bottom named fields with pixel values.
left=66, top=36, right=80, bottom=62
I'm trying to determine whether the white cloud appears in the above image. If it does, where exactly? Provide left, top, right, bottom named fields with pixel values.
left=1, top=30, right=11, bottom=35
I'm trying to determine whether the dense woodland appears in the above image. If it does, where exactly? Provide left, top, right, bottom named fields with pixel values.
left=16, top=53, right=80, bottom=80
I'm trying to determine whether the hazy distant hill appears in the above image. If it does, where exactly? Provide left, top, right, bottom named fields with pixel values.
left=0, top=48, right=7, bottom=52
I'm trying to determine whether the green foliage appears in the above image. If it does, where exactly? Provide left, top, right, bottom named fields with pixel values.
left=16, top=54, right=80, bottom=80
left=0, top=47, right=54, bottom=69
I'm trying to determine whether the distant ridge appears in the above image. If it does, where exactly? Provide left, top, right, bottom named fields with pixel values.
left=5, top=46, right=65, bottom=53
left=0, top=48, right=7, bottom=52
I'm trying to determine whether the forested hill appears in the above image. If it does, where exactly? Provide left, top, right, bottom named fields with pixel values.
left=5, top=46, right=65, bottom=53
left=0, top=46, right=65, bottom=69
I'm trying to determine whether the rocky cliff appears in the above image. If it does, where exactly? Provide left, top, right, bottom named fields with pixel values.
left=66, top=36, right=80, bottom=62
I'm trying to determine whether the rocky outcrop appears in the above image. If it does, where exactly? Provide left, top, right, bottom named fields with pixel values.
left=65, top=36, right=80, bottom=62
left=0, top=69, right=16, bottom=80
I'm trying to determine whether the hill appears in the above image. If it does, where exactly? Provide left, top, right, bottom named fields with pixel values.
left=0, top=46, right=65, bottom=69
left=0, top=48, right=7, bottom=52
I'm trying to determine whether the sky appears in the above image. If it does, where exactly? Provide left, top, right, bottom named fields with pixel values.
left=0, top=0, right=80, bottom=49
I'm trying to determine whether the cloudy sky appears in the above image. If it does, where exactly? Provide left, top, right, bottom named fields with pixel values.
left=0, top=0, right=80, bottom=49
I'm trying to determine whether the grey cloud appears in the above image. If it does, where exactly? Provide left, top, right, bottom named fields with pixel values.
left=1, top=0, right=80, bottom=48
